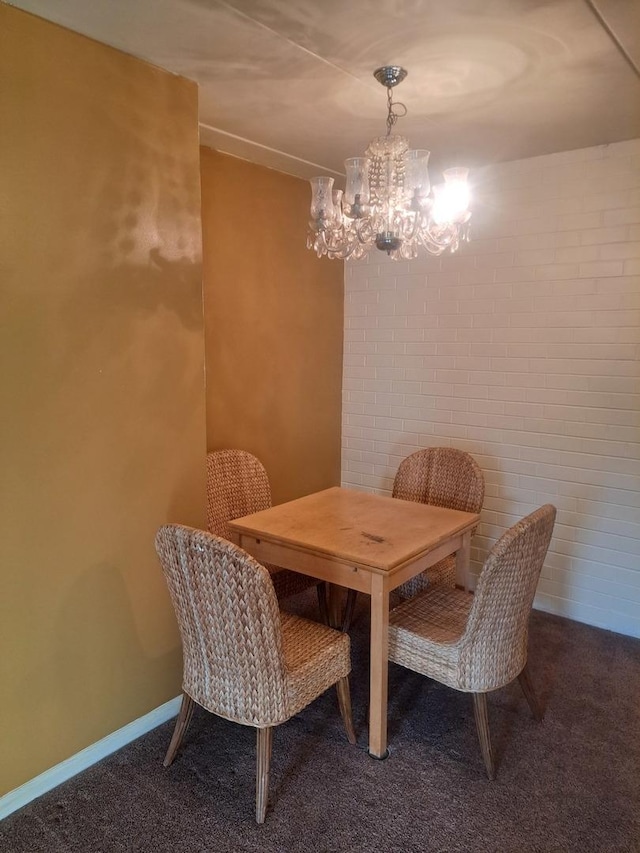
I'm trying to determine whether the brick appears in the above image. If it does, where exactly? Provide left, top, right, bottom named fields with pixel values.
left=578, top=261, right=625, bottom=278
left=515, top=249, right=556, bottom=265
left=472, top=283, right=513, bottom=299
left=554, top=246, right=600, bottom=264
left=534, top=263, right=580, bottom=280
left=603, top=207, right=640, bottom=226
left=600, top=242, right=640, bottom=259
left=581, top=225, right=630, bottom=245
left=582, top=191, right=635, bottom=212
left=555, top=211, right=602, bottom=231
left=434, top=345, right=471, bottom=360
left=458, top=267, right=497, bottom=285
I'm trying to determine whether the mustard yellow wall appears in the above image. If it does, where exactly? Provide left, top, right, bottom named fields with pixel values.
left=200, top=148, right=344, bottom=504
left=0, top=6, right=206, bottom=795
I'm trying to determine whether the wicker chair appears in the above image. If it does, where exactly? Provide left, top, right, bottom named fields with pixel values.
left=388, top=504, right=556, bottom=779
left=206, top=449, right=327, bottom=621
left=394, top=447, right=484, bottom=596
left=341, top=447, right=484, bottom=632
left=155, top=524, right=356, bottom=823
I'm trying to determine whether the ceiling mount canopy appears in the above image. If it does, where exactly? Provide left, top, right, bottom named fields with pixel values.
left=372, top=65, right=407, bottom=88
left=307, top=66, right=472, bottom=261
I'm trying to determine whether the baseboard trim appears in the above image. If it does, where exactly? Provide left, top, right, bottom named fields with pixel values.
left=0, top=695, right=182, bottom=821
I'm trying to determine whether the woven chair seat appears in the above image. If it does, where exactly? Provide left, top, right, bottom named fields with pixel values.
left=281, top=612, right=351, bottom=718
left=389, top=585, right=473, bottom=689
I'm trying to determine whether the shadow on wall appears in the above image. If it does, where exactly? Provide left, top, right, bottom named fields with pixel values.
left=46, top=441, right=208, bottom=745
left=52, top=560, right=182, bottom=749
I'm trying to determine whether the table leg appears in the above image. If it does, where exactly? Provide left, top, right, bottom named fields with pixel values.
left=327, top=583, right=342, bottom=630
left=456, top=529, right=472, bottom=591
left=368, top=573, right=389, bottom=759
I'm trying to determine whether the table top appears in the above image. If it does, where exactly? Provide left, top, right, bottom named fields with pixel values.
left=228, top=486, right=479, bottom=572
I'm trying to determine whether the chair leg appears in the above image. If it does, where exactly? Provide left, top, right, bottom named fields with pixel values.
left=335, top=676, right=357, bottom=745
left=342, top=590, right=358, bottom=632
left=316, top=581, right=329, bottom=625
left=256, top=726, right=273, bottom=824
left=472, top=693, right=495, bottom=780
left=163, top=692, right=195, bottom=767
left=518, top=663, right=544, bottom=722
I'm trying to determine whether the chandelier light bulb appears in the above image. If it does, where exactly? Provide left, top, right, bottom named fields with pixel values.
left=307, top=67, right=472, bottom=261
left=432, top=168, right=471, bottom=226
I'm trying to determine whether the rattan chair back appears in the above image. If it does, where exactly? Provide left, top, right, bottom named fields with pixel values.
left=392, top=446, right=485, bottom=513
left=458, top=504, right=557, bottom=691
left=205, top=449, right=325, bottom=606
left=155, top=524, right=289, bottom=727
left=206, top=449, right=271, bottom=539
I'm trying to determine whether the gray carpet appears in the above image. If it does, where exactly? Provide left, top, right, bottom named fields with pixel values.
left=3, top=594, right=640, bottom=853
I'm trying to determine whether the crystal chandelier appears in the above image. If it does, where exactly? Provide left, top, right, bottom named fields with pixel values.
left=307, top=67, right=472, bottom=261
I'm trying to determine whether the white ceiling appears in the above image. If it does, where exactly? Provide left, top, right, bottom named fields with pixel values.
left=8, top=0, right=640, bottom=180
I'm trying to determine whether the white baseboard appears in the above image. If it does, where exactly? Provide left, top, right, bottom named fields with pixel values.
left=0, top=695, right=182, bottom=821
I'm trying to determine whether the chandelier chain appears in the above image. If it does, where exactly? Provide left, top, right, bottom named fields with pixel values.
left=385, top=85, right=407, bottom=136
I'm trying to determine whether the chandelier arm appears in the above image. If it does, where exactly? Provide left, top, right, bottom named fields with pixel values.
left=354, top=220, right=372, bottom=245
left=399, top=210, right=420, bottom=242
left=318, top=219, right=362, bottom=260
left=419, top=224, right=456, bottom=253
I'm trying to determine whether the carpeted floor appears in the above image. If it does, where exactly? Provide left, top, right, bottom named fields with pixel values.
left=2, top=593, right=640, bottom=853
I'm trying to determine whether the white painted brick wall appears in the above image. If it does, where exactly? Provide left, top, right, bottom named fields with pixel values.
left=342, top=140, right=640, bottom=638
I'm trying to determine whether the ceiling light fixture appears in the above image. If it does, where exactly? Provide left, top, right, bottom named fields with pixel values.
left=307, top=66, right=472, bottom=261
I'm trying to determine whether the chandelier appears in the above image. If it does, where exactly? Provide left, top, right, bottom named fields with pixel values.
left=307, top=66, right=472, bottom=261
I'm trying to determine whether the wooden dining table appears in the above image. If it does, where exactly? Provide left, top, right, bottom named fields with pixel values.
left=228, top=486, right=479, bottom=759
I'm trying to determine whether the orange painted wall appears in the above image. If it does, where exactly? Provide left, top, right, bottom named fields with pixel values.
left=200, top=149, right=344, bottom=504
left=0, top=6, right=206, bottom=794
